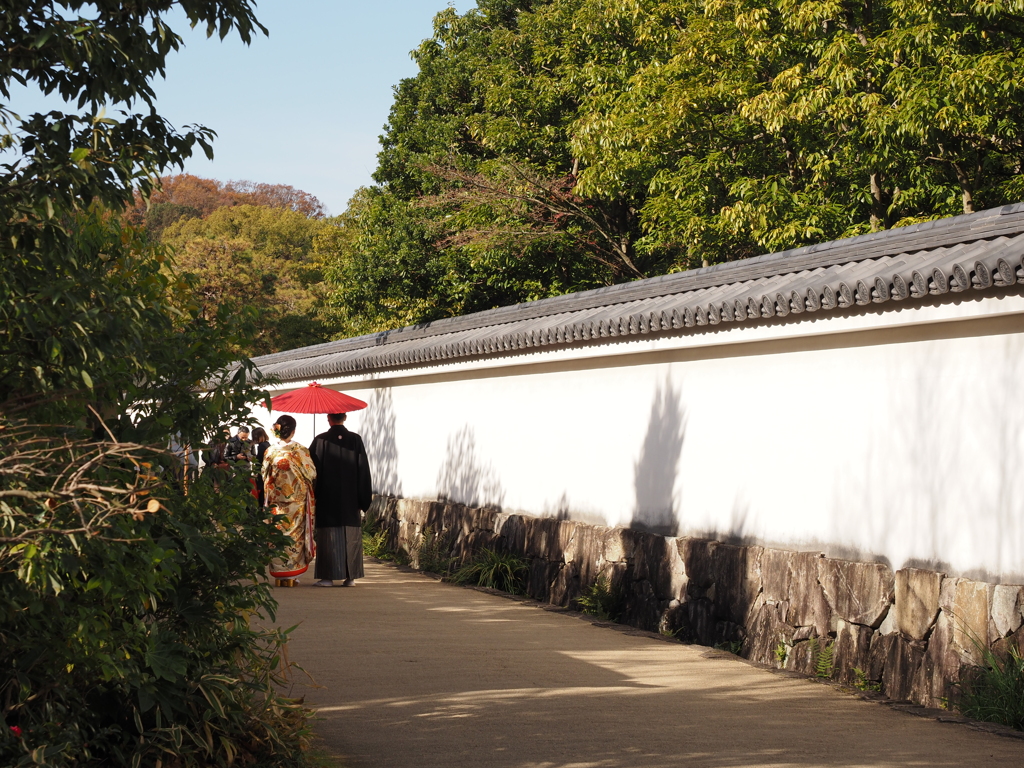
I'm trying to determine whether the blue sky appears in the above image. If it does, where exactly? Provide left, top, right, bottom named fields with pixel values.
left=161, top=0, right=473, bottom=214
left=10, top=1, right=472, bottom=216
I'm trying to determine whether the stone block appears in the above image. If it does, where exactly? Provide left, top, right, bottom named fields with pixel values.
left=567, top=525, right=605, bottom=584
left=549, top=561, right=580, bottom=607
left=743, top=600, right=793, bottom=667
left=422, top=500, right=446, bottom=531
left=472, top=508, right=501, bottom=534
left=991, top=585, right=1023, bottom=638
left=876, top=606, right=897, bottom=635
left=678, top=538, right=761, bottom=625
left=787, top=639, right=818, bottom=675
left=818, top=558, right=894, bottom=628
left=881, top=634, right=927, bottom=702
left=868, top=633, right=894, bottom=683
left=918, top=610, right=960, bottom=708
left=631, top=531, right=670, bottom=585
left=792, top=625, right=816, bottom=642
left=622, top=578, right=661, bottom=632
left=366, top=494, right=387, bottom=520
left=678, top=597, right=714, bottom=645
left=526, top=557, right=559, bottom=601
left=760, top=547, right=793, bottom=603
left=444, top=503, right=473, bottom=538
left=994, top=623, right=1024, bottom=657
left=951, top=579, right=991, bottom=665
left=656, top=537, right=687, bottom=603
left=895, top=568, right=943, bottom=641
left=678, top=537, right=717, bottom=590
left=493, top=511, right=512, bottom=534
left=833, top=619, right=873, bottom=685
left=939, top=576, right=959, bottom=613
left=499, top=514, right=527, bottom=555
left=397, top=498, right=429, bottom=527
left=523, top=516, right=566, bottom=561
left=602, top=527, right=634, bottom=563
left=629, top=532, right=684, bottom=603
left=604, top=561, right=630, bottom=594
left=788, top=551, right=831, bottom=637
left=556, top=519, right=578, bottom=560
left=396, top=518, right=420, bottom=553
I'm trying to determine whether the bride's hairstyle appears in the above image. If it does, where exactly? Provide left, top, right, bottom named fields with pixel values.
left=272, top=415, right=296, bottom=441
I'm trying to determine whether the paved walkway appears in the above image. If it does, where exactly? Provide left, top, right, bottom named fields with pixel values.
left=275, top=561, right=1024, bottom=768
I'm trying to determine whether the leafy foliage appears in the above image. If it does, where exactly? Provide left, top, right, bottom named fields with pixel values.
left=414, top=526, right=456, bottom=576
left=125, top=174, right=327, bottom=237
left=451, top=549, right=529, bottom=594
left=853, top=668, right=883, bottom=693
left=575, top=574, right=624, bottom=622
left=161, top=204, right=337, bottom=355
left=956, top=643, right=1024, bottom=730
left=362, top=527, right=391, bottom=561
left=360, top=507, right=391, bottom=560
left=0, top=2, right=317, bottom=764
left=810, top=637, right=836, bottom=679
left=320, top=0, right=1024, bottom=337
left=0, top=431, right=310, bottom=766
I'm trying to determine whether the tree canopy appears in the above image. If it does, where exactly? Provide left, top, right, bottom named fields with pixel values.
left=161, top=200, right=336, bottom=354
left=0, top=4, right=316, bottom=765
left=319, top=0, right=1024, bottom=338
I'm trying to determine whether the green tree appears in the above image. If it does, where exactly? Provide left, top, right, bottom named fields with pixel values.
left=322, top=0, right=1024, bottom=338
left=162, top=204, right=337, bottom=354
left=0, top=3, right=315, bottom=765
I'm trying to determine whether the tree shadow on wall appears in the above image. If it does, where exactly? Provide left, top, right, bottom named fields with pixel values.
left=436, top=425, right=505, bottom=509
left=361, top=387, right=402, bottom=497
left=631, top=377, right=686, bottom=536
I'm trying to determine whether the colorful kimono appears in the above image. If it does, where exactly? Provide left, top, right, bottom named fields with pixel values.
left=262, top=440, right=317, bottom=578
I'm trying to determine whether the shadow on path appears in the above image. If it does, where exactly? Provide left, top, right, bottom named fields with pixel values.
left=274, top=562, right=1024, bottom=768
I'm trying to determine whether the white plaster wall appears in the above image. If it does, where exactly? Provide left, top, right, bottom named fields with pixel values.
left=255, top=295, right=1024, bottom=581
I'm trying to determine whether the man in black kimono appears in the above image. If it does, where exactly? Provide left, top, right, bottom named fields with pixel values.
left=309, top=412, right=373, bottom=586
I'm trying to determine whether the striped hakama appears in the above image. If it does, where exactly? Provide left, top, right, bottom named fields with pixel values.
left=314, top=526, right=364, bottom=581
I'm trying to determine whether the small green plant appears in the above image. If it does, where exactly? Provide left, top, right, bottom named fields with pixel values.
left=362, top=511, right=393, bottom=559
left=362, top=527, right=391, bottom=559
left=956, top=644, right=1024, bottom=730
left=813, top=638, right=836, bottom=679
left=774, top=642, right=789, bottom=665
left=714, top=639, right=744, bottom=655
left=451, top=548, right=529, bottom=594
left=659, top=624, right=682, bottom=640
left=854, top=668, right=883, bottom=693
left=576, top=575, right=624, bottom=621
left=416, top=526, right=455, bottom=575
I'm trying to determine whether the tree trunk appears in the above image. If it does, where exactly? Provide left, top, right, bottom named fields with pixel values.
left=869, top=171, right=886, bottom=231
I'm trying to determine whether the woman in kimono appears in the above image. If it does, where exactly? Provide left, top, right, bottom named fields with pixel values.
left=262, top=415, right=317, bottom=586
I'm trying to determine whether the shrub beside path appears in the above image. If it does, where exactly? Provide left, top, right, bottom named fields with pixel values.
left=275, top=561, right=1024, bottom=768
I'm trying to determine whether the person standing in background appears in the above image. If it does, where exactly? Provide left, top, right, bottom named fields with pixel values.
left=250, top=427, right=271, bottom=507
left=225, top=426, right=251, bottom=464
left=309, top=412, right=372, bottom=587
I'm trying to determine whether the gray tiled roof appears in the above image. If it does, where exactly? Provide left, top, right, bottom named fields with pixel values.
left=253, top=203, right=1024, bottom=383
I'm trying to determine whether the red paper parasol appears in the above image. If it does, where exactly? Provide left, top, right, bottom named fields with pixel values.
left=267, top=382, right=367, bottom=414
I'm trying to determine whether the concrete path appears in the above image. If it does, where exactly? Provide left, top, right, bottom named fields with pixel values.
left=274, top=561, right=1024, bottom=768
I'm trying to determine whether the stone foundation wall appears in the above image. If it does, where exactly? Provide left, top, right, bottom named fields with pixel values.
left=369, top=495, right=1024, bottom=708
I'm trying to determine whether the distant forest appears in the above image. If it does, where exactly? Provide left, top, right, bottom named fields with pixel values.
left=148, top=0, right=1024, bottom=356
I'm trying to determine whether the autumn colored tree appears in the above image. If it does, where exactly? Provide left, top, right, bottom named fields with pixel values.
left=125, top=173, right=326, bottom=236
